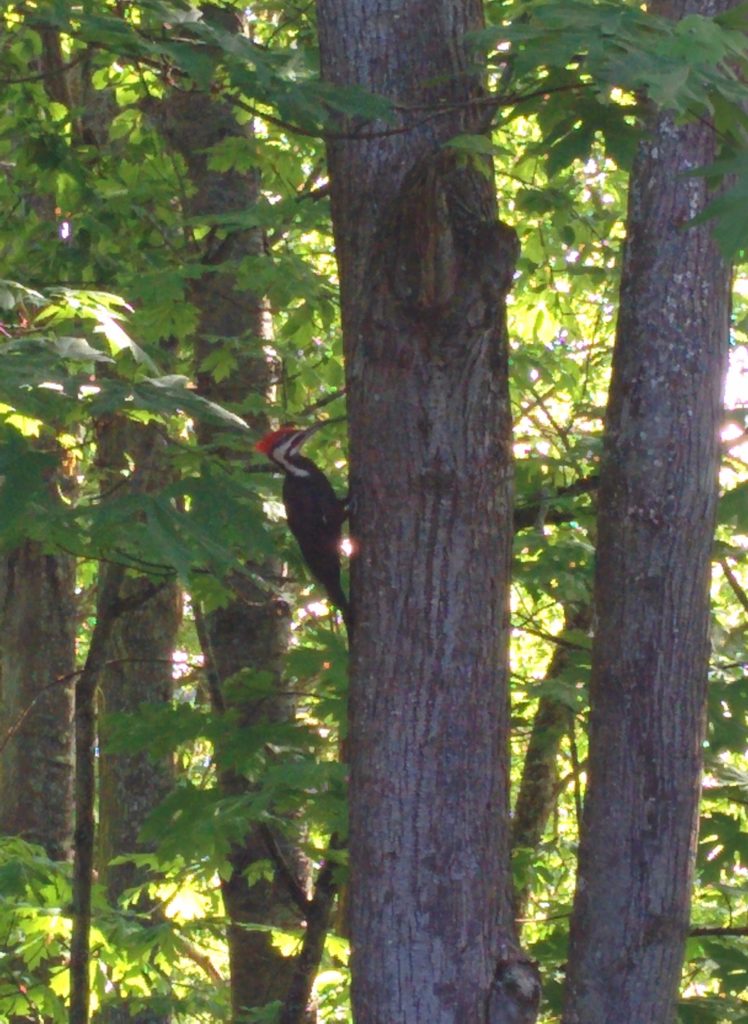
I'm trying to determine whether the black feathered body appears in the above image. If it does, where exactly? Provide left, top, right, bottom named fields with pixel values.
left=281, top=455, right=350, bottom=626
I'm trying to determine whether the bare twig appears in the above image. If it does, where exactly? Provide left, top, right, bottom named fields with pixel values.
left=517, top=625, right=589, bottom=652
left=0, top=50, right=88, bottom=85
left=719, top=557, right=748, bottom=615
left=297, top=391, right=348, bottom=418
left=513, top=475, right=598, bottom=531
left=690, top=925, right=748, bottom=937
left=0, top=674, right=74, bottom=754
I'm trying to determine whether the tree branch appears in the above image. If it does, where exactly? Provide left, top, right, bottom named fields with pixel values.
left=690, top=925, right=748, bottom=937
left=260, top=823, right=312, bottom=917
left=278, top=841, right=341, bottom=1024
left=513, top=475, right=598, bottom=532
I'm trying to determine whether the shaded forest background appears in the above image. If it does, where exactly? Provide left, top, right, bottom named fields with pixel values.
left=0, top=1, right=747, bottom=1022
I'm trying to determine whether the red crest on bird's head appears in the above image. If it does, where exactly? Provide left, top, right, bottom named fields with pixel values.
left=255, top=426, right=300, bottom=455
left=256, top=421, right=328, bottom=455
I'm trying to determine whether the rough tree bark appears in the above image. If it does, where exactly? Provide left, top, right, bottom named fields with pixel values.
left=0, top=539, right=75, bottom=1024
left=563, top=2, right=733, bottom=1021
left=317, top=3, right=536, bottom=1022
left=0, top=542, right=75, bottom=862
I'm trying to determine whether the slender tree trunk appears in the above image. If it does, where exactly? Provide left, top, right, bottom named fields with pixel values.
left=97, top=420, right=181, bottom=1024
left=563, top=3, right=732, bottom=1021
left=71, top=561, right=126, bottom=1024
left=317, top=4, right=535, bottom=1021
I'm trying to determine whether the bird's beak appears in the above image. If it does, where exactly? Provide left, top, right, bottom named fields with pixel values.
left=298, top=420, right=328, bottom=445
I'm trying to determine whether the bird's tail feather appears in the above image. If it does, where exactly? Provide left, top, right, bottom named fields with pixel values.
left=327, top=582, right=352, bottom=633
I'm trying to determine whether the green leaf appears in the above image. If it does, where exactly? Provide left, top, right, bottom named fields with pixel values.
left=444, top=134, right=497, bottom=156
left=0, top=428, right=59, bottom=546
left=51, top=336, right=115, bottom=362
left=719, top=481, right=748, bottom=531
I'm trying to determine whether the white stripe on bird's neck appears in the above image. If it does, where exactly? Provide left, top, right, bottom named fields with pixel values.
left=273, top=436, right=311, bottom=477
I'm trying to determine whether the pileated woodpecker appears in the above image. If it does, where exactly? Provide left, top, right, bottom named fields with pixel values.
left=255, top=424, right=350, bottom=629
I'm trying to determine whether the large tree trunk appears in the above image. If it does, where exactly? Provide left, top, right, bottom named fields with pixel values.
left=317, top=4, right=531, bottom=1022
left=563, top=2, right=732, bottom=1021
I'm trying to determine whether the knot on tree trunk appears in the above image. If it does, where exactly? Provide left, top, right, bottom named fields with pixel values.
left=385, top=149, right=519, bottom=337
left=486, top=940, right=542, bottom=1024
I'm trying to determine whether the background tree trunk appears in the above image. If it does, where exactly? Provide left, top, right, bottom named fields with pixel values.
left=317, top=3, right=531, bottom=1021
left=563, top=2, right=733, bottom=1020
left=97, top=419, right=181, bottom=1024
left=0, top=533, right=76, bottom=1024
left=0, top=542, right=75, bottom=862
left=0, top=28, right=77, bottom=866
left=152, top=14, right=303, bottom=1013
